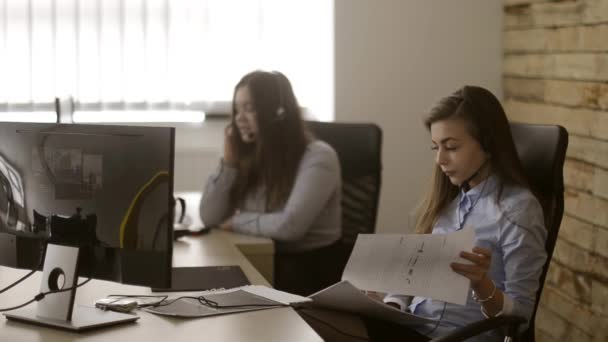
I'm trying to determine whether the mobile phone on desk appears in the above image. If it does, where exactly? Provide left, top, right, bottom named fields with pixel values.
left=173, top=225, right=211, bottom=240
left=95, top=298, right=138, bottom=313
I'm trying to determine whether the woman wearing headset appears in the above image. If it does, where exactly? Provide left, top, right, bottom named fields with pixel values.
left=199, top=70, right=342, bottom=295
left=300, top=86, right=547, bottom=342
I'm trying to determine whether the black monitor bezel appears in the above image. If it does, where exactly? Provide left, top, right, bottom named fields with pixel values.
left=0, top=122, right=175, bottom=289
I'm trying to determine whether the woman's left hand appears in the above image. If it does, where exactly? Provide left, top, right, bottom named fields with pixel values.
left=450, top=246, right=492, bottom=287
left=218, top=216, right=234, bottom=231
left=364, top=291, right=385, bottom=302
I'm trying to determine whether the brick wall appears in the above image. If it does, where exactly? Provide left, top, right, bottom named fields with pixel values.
left=502, top=1, right=608, bottom=341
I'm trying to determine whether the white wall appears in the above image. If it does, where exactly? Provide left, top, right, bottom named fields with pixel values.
left=173, top=122, right=225, bottom=192
left=334, top=0, right=503, bottom=233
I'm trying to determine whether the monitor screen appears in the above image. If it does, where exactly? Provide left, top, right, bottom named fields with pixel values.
left=0, top=122, right=174, bottom=288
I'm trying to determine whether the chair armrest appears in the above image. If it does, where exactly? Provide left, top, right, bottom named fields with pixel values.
left=429, top=315, right=527, bottom=342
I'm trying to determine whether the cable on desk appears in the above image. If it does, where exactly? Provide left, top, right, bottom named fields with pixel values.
left=152, top=295, right=283, bottom=309
left=0, top=243, right=46, bottom=295
left=103, top=293, right=281, bottom=310
left=0, top=277, right=92, bottom=312
left=0, top=269, right=37, bottom=295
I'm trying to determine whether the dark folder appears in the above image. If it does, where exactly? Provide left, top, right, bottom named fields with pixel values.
left=151, top=265, right=250, bottom=292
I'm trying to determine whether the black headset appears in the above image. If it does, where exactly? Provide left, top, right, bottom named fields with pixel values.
left=461, top=87, right=492, bottom=189
left=272, top=71, right=286, bottom=121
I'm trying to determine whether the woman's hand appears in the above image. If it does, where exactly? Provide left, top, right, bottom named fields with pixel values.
left=364, top=290, right=384, bottom=302
left=218, top=216, right=234, bottom=231
left=223, top=124, right=237, bottom=167
left=450, top=246, right=492, bottom=288
left=362, top=291, right=400, bottom=309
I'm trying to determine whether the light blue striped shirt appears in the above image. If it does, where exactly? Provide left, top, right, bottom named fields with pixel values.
left=386, top=175, right=547, bottom=341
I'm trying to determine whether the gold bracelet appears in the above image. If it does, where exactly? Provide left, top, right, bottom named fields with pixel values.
left=472, top=281, right=497, bottom=303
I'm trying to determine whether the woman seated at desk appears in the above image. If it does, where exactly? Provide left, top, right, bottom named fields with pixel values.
left=300, top=86, right=547, bottom=342
left=199, top=70, right=342, bottom=295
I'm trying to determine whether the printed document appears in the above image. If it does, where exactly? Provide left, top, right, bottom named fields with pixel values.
left=342, top=229, right=475, bottom=305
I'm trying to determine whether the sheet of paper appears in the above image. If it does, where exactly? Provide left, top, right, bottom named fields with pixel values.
left=342, top=229, right=475, bottom=306
left=242, top=285, right=312, bottom=305
left=309, top=280, right=435, bottom=326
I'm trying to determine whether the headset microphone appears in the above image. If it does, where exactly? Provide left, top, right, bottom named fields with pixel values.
left=462, top=158, right=489, bottom=190
left=272, top=71, right=286, bottom=121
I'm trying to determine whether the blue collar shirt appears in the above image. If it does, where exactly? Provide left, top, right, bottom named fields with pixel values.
left=385, top=175, right=547, bottom=341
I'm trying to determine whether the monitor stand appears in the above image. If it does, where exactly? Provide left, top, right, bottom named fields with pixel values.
left=4, top=243, right=138, bottom=331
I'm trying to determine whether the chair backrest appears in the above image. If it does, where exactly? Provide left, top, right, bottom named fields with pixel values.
left=509, top=122, right=568, bottom=341
left=307, top=121, right=383, bottom=245
left=272, top=121, right=382, bottom=295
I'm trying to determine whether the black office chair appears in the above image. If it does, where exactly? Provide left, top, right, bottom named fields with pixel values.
left=307, top=121, right=383, bottom=244
left=430, top=123, right=569, bottom=342
left=273, top=121, right=383, bottom=295
left=310, top=120, right=383, bottom=287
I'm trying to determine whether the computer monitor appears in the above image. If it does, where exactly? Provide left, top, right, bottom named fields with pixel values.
left=0, top=122, right=175, bottom=330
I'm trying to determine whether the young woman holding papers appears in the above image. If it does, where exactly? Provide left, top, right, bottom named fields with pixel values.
left=300, top=86, right=547, bottom=342
left=199, top=70, right=342, bottom=295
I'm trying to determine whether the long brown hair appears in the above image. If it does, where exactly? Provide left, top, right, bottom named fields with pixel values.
left=415, top=86, right=529, bottom=234
left=229, top=70, right=310, bottom=211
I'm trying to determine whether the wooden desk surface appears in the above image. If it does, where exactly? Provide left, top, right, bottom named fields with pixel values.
left=0, top=231, right=320, bottom=342
left=175, top=190, right=276, bottom=283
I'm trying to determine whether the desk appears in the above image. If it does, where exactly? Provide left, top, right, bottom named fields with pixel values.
left=216, top=229, right=275, bottom=284
left=0, top=230, right=321, bottom=342
left=176, top=191, right=275, bottom=284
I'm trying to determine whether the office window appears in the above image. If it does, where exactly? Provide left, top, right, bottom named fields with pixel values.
left=0, top=0, right=333, bottom=122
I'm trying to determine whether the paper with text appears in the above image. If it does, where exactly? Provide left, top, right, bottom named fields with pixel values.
left=342, top=229, right=475, bottom=306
